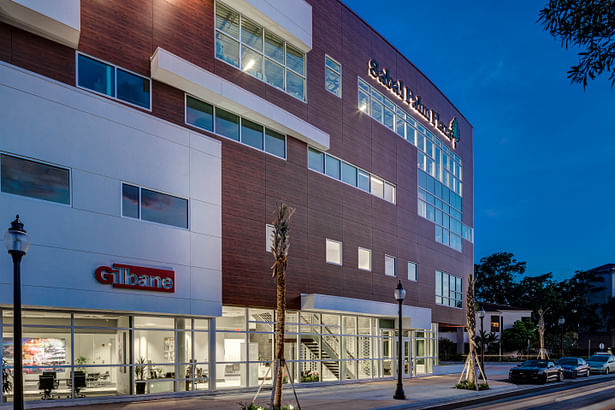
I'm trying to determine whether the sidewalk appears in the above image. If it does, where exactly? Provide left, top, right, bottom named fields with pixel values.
left=30, top=364, right=526, bottom=410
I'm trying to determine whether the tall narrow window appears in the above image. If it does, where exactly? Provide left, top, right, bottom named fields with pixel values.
left=358, top=247, right=371, bottom=271
left=408, top=261, right=417, bottom=281
left=266, top=224, right=274, bottom=252
left=385, top=255, right=396, bottom=277
left=326, top=239, right=342, bottom=265
left=1, top=154, right=70, bottom=205
left=325, top=55, right=342, bottom=97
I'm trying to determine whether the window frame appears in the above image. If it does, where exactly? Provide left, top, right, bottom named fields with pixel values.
left=357, top=247, right=372, bottom=272
left=120, top=182, right=189, bottom=230
left=0, top=152, right=72, bottom=207
left=384, top=255, right=397, bottom=277
left=435, top=270, right=462, bottom=308
left=214, top=1, right=307, bottom=103
left=325, top=238, right=343, bottom=266
left=75, top=51, right=152, bottom=111
left=184, top=93, right=287, bottom=160
left=324, top=54, right=342, bottom=98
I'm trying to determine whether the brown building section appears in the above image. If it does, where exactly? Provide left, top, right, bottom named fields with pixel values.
left=0, top=0, right=473, bottom=327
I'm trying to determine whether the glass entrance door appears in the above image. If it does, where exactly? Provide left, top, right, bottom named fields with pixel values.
left=394, top=338, right=412, bottom=377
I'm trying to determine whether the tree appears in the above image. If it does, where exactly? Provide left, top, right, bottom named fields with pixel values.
left=269, top=204, right=295, bottom=409
left=502, top=320, right=536, bottom=353
left=538, top=0, right=615, bottom=88
left=474, top=252, right=526, bottom=304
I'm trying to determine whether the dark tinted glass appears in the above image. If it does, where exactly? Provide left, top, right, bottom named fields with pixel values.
left=116, top=69, right=150, bottom=109
left=122, top=184, right=139, bottom=218
left=78, top=54, right=115, bottom=97
left=241, top=119, right=263, bottom=150
left=308, top=148, right=323, bottom=172
left=265, top=129, right=285, bottom=158
left=1, top=154, right=70, bottom=204
left=186, top=96, right=213, bottom=131
left=140, top=189, right=188, bottom=228
left=215, top=108, right=240, bottom=141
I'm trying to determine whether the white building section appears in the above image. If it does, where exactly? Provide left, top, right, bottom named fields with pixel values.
left=0, top=61, right=222, bottom=317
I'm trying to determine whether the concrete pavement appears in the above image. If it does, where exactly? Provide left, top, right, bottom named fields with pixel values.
left=25, top=363, right=537, bottom=410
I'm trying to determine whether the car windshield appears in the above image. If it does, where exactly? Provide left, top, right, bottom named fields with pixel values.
left=588, top=356, right=609, bottom=362
left=558, top=358, right=577, bottom=365
left=521, top=360, right=547, bottom=368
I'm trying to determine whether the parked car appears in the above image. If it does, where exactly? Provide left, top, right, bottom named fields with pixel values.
left=587, top=353, right=615, bottom=374
left=509, top=360, right=563, bottom=384
left=557, top=357, right=590, bottom=378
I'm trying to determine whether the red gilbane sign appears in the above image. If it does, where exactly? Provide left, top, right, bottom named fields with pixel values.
left=95, top=264, right=175, bottom=293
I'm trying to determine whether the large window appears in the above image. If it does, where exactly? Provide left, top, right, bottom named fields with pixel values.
left=215, top=1, right=306, bottom=101
left=122, top=183, right=188, bottom=229
left=325, top=55, right=342, bottom=97
left=307, top=147, right=396, bottom=204
left=435, top=271, right=462, bottom=308
left=77, top=53, right=151, bottom=110
left=1, top=153, right=70, bottom=205
left=185, top=95, right=287, bottom=159
left=326, top=239, right=342, bottom=265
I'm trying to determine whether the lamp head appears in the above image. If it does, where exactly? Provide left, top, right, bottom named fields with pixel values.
left=394, top=280, right=406, bottom=302
left=558, top=316, right=565, bottom=326
left=479, top=308, right=485, bottom=319
left=4, top=215, right=30, bottom=254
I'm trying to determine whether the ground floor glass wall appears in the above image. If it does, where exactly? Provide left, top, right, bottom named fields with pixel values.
left=0, top=309, right=210, bottom=402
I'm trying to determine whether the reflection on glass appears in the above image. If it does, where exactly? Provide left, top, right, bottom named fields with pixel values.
left=186, top=96, right=213, bottom=131
left=264, top=59, right=284, bottom=89
left=216, top=2, right=239, bottom=38
left=116, top=69, right=150, bottom=109
left=308, top=148, right=324, bottom=172
left=241, top=17, right=262, bottom=51
left=285, top=45, right=304, bottom=75
left=325, top=68, right=340, bottom=96
left=215, top=108, right=240, bottom=141
left=264, top=32, right=284, bottom=64
left=122, top=184, right=139, bottom=218
left=78, top=54, right=114, bottom=97
left=341, top=162, right=357, bottom=186
left=325, top=155, right=340, bottom=179
left=1, top=154, right=70, bottom=204
left=241, top=46, right=263, bottom=79
left=241, top=118, right=264, bottom=150
left=216, top=32, right=240, bottom=67
left=357, top=170, right=370, bottom=192
left=265, top=128, right=285, bottom=158
left=286, top=70, right=305, bottom=100
left=140, top=189, right=188, bottom=229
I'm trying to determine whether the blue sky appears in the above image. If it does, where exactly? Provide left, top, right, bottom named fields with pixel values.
left=348, top=0, right=615, bottom=280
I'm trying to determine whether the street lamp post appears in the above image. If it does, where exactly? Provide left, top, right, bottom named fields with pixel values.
left=393, top=280, right=406, bottom=400
left=558, top=316, right=565, bottom=358
left=4, top=215, right=30, bottom=410
left=479, top=308, right=485, bottom=374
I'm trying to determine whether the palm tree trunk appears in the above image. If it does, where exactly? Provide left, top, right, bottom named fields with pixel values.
left=273, top=264, right=286, bottom=408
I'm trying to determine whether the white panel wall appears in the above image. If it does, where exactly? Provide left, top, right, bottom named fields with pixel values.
left=0, top=62, right=222, bottom=317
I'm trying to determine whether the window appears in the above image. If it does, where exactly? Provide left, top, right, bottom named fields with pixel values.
left=185, top=95, right=286, bottom=159
left=308, top=148, right=324, bottom=172
left=307, top=147, right=395, bottom=203
left=358, top=247, right=371, bottom=271
left=490, top=315, right=500, bottom=333
left=385, top=255, right=396, bottom=277
left=266, top=224, right=274, bottom=252
left=122, top=183, right=188, bottom=228
left=325, top=55, right=341, bottom=97
left=215, top=1, right=306, bottom=101
left=326, top=239, right=342, bottom=265
left=408, top=261, right=417, bottom=281
left=77, top=53, right=151, bottom=109
left=1, top=154, right=70, bottom=205
left=435, top=271, right=462, bottom=308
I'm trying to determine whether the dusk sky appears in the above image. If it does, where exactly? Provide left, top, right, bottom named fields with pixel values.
left=349, top=0, right=615, bottom=280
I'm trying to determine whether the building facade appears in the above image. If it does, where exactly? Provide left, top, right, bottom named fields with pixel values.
left=0, top=0, right=473, bottom=403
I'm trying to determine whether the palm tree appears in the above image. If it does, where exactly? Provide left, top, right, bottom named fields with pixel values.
left=270, top=203, right=294, bottom=409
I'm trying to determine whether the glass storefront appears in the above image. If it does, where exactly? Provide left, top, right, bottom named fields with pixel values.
left=0, top=307, right=437, bottom=403
left=0, top=310, right=210, bottom=402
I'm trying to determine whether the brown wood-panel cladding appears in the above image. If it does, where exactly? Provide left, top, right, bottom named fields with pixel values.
left=2, top=0, right=474, bottom=325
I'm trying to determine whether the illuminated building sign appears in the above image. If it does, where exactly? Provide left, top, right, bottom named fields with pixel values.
left=95, top=264, right=175, bottom=293
left=368, top=59, right=460, bottom=147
